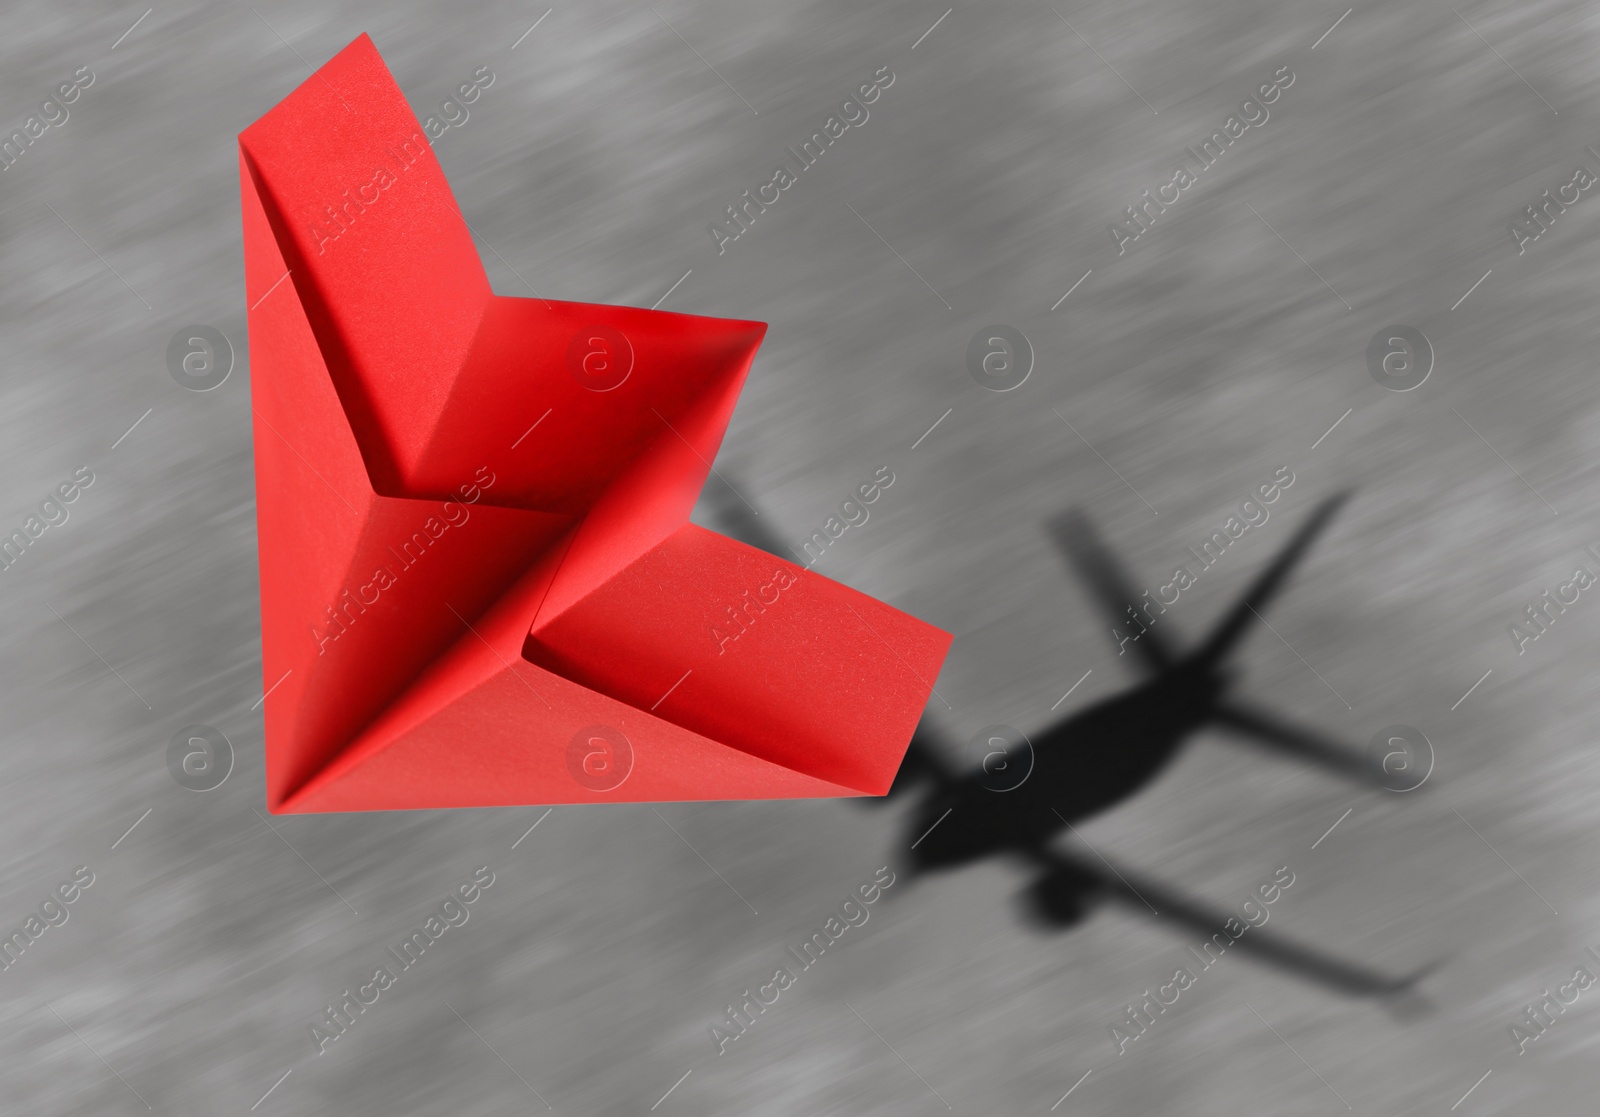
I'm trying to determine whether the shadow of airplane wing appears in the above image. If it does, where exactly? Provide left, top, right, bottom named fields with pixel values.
left=1213, top=700, right=1386, bottom=787
left=1023, top=846, right=1434, bottom=998
left=1193, top=492, right=1351, bottom=667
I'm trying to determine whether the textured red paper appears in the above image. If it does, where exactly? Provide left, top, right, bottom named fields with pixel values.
left=240, top=34, right=952, bottom=812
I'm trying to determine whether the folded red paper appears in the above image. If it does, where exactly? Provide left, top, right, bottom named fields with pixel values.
left=240, top=34, right=952, bottom=812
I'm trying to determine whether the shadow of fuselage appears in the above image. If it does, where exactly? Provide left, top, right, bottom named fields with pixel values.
left=903, top=663, right=1230, bottom=873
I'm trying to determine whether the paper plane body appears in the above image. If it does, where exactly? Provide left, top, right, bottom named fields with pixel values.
left=240, top=34, right=952, bottom=812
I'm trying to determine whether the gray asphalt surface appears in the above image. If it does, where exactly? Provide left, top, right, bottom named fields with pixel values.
left=2, top=0, right=1599, bottom=1113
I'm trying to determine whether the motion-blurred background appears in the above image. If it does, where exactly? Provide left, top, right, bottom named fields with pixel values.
left=2, top=0, right=1599, bottom=1112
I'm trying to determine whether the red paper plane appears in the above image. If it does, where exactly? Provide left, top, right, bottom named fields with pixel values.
left=240, top=35, right=951, bottom=812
